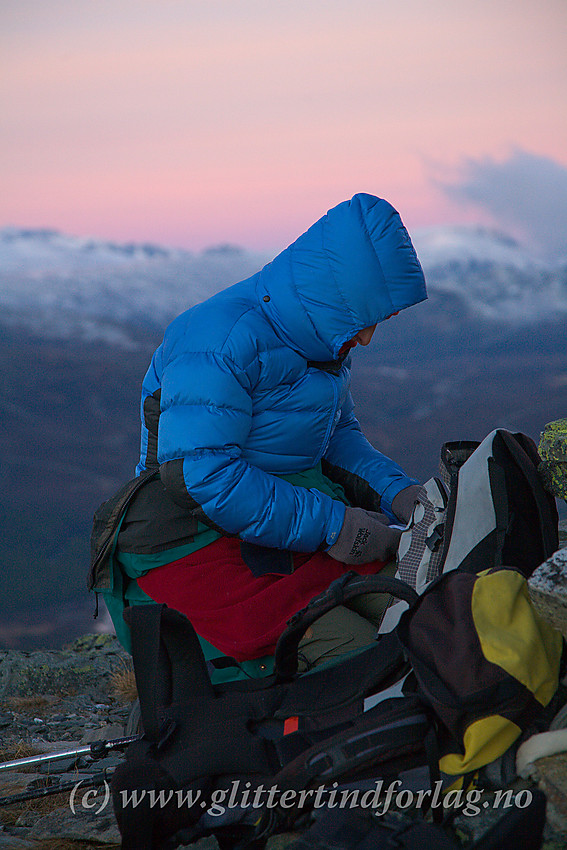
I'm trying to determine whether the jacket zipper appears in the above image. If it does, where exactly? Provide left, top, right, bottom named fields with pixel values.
left=314, top=373, right=340, bottom=463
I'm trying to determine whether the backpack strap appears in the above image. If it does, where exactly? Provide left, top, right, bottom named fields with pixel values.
left=274, top=571, right=419, bottom=680
left=123, top=605, right=164, bottom=742
left=499, top=430, right=559, bottom=559
left=274, top=693, right=431, bottom=792
left=123, top=604, right=278, bottom=784
left=123, top=604, right=214, bottom=743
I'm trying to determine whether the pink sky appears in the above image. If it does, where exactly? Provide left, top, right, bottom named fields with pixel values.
left=2, top=0, right=566, bottom=252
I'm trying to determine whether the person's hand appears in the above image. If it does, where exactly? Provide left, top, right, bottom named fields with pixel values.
left=327, top=507, right=402, bottom=565
left=391, top=484, right=423, bottom=525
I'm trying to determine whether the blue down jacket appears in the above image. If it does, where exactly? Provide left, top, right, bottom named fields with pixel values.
left=136, top=193, right=427, bottom=553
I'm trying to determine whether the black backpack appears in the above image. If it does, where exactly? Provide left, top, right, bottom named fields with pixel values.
left=110, top=567, right=563, bottom=850
left=112, top=574, right=427, bottom=850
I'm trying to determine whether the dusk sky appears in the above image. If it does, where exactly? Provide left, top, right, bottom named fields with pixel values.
left=2, top=0, right=566, bottom=254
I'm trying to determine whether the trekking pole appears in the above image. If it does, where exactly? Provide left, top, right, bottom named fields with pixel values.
left=0, top=734, right=140, bottom=773
left=0, top=768, right=115, bottom=806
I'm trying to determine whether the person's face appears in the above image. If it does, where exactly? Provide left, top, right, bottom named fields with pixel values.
left=338, top=312, right=398, bottom=356
left=338, top=325, right=376, bottom=355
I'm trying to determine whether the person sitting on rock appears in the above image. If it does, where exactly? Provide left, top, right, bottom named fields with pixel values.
left=109, top=193, right=427, bottom=674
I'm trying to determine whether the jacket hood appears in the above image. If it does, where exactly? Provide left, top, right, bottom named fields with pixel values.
left=256, top=193, right=427, bottom=361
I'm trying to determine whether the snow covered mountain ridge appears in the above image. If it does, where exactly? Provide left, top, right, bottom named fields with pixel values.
left=0, top=225, right=565, bottom=345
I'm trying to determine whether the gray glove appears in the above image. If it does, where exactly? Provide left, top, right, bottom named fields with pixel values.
left=327, top=507, right=402, bottom=565
left=391, top=484, right=423, bottom=525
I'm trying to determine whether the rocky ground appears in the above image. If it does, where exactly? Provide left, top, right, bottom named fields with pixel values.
left=1, top=520, right=566, bottom=849
left=0, top=632, right=296, bottom=850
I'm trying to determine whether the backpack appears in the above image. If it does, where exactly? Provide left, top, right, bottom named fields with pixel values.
left=286, top=790, right=548, bottom=850
left=395, top=429, right=559, bottom=596
left=110, top=568, right=564, bottom=850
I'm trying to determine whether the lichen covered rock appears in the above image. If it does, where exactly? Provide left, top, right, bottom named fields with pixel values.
left=539, top=419, right=567, bottom=500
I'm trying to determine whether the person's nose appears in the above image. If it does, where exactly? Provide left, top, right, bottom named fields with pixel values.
left=355, top=325, right=377, bottom=346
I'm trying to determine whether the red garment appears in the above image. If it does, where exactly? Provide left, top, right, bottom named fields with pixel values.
left=137, top=536, right=387, bottom=661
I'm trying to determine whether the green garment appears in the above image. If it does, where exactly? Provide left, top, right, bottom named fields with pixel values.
left=101, top=463, right=349, bottom=682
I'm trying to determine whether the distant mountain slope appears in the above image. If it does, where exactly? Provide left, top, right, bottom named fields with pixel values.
left=1, top=225, right=566, bottom=648
left=411, top=226, right=567, bottom=322
left=1, top=225, right=566, bottom=344
left=0, top=228, right=267, bottom=345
